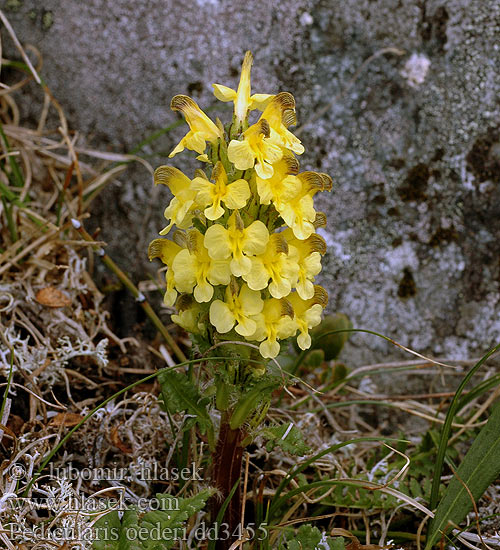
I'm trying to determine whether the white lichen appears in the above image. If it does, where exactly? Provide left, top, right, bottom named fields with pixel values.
left=400, top=53, right=431, bottom=88
left=0, top=327, right=108, bottom=389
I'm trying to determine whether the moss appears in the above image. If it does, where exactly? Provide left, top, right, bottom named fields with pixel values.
left=5, top=0, right=22, bottom=11
left=397, top=163, right=430, bottom=202
left=397, top=267, right=417, bottom=298
left=42, top=10, right=54, bottom=30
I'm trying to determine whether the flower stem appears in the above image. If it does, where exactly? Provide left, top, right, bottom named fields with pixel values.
left=211, top=413, right=245, bottom=550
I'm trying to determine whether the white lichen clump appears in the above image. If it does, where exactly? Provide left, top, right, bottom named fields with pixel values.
left=401, top=53, right=431, bottom=88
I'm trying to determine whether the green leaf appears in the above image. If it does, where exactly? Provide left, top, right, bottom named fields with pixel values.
left=93, top=509, right=142, bottom=550
left=327, top=537, right=346, bottom=550
left=280, top=524, right=322, bottom=549
left=141, top=490, right=213, bottom=549
left=278, top=524, right=345, bottom=550
left=429, top=343, right=500, bottom=508
left=158, top=370, right=214, bottom=448
left=92, top=490, right=213, bottom=550
left=263, top=423, right=311, bottom=456
left=426, top=400, right=500, bottom=549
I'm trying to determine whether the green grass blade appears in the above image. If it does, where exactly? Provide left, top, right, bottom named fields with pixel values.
left=425, top=399, right=500, bottom=549
left=129, top=120, right=184, bottom=155
left=0, top=349, right=15, bottom=422
left=207, top=479, right=240, bottom=550
left=1, top=195, right=18, bottom=242
left=289, top=327, right=426, bottom=374
left=269, top=436, right=405, bottom=518
left=456, top=372, right=500, bottom=412
left=429, top=342, right=500, bottom=509
left=0, top=123, right=24, bottom=187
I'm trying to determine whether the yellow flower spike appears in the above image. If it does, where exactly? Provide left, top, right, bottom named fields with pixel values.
left=249, top=298, right=295, bottom=359
left=243, top=233, right=299, bottom=299
left=227, top=119, right=283, bottom=179
left=204, top=211, right=269, bottom=277
left=275, top=185, right=316, bottom=240
left=255, top=152, right=299, bottom=205
left=213, top=51, right=273, bottom=124
left=172, top=229, right=231, bottom=303
left=276, top=171, right=333, bottom=240
left=148, top=238, right=183, bottom=306
left=171, top=294, right=205, bottom=335
left=192, top=162, right=251, bottom=221
left=283, top=229, right=326, bottom=299
left=154, top=166, right=198, bottom=235
left=285, top=286, right=329, bottom=350
left=169, top=95, right=222, bottom=158
left=259, top=92, right=305, bottom=155
left=209, top=282, right=264, bottom=336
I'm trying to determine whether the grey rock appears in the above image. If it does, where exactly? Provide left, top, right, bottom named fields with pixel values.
left=3, top=0, right=500, bottom=365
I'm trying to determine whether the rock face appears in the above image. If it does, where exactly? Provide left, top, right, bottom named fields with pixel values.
left=3, top=0, right=500, bottom=364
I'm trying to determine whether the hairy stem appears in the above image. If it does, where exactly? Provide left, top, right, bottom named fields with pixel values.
left=211, top=414, right=245, bottom=550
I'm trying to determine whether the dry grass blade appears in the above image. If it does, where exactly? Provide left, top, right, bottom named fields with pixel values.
left=0, top=10, right=41, bottom=84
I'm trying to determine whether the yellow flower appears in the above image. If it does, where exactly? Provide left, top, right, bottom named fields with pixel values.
left=227, top=119, right=283, bottom=179
left=260, top=92, right=304, bottom=155
left=148, top=237, right=183, bottom=306
left=209, top=282, right=263, bottom=336
left=243, top=233, right=299, bottom=299
left=213, top=51, right=273, bottom=124
left=171, top=295, right=205, bottom=335
left=169, top=95, right=222, bottom=158
left=249, top=298, right=295, bottom=359
left=154, top=166, right=198, bottom=235
left=192, top=162, right=250, bottom=220
left=284, top=287, right=329, bottom=350
left=172, top=229, right=231, bottom=302
left=276, top=172, right=332, bottom=240
left=283, top=229, right=326, bottom=299
left=204, top=211, right=269, bottom=277
left=255, top=152, right=299, bottom=205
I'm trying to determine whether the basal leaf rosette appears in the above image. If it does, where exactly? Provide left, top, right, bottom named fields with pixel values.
left=149, top=51, right=332, bottom=359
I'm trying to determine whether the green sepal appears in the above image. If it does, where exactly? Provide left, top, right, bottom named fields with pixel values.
left=192, top=217, right=207, bottom=235
left=215, top=380, right=230, bottom=411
